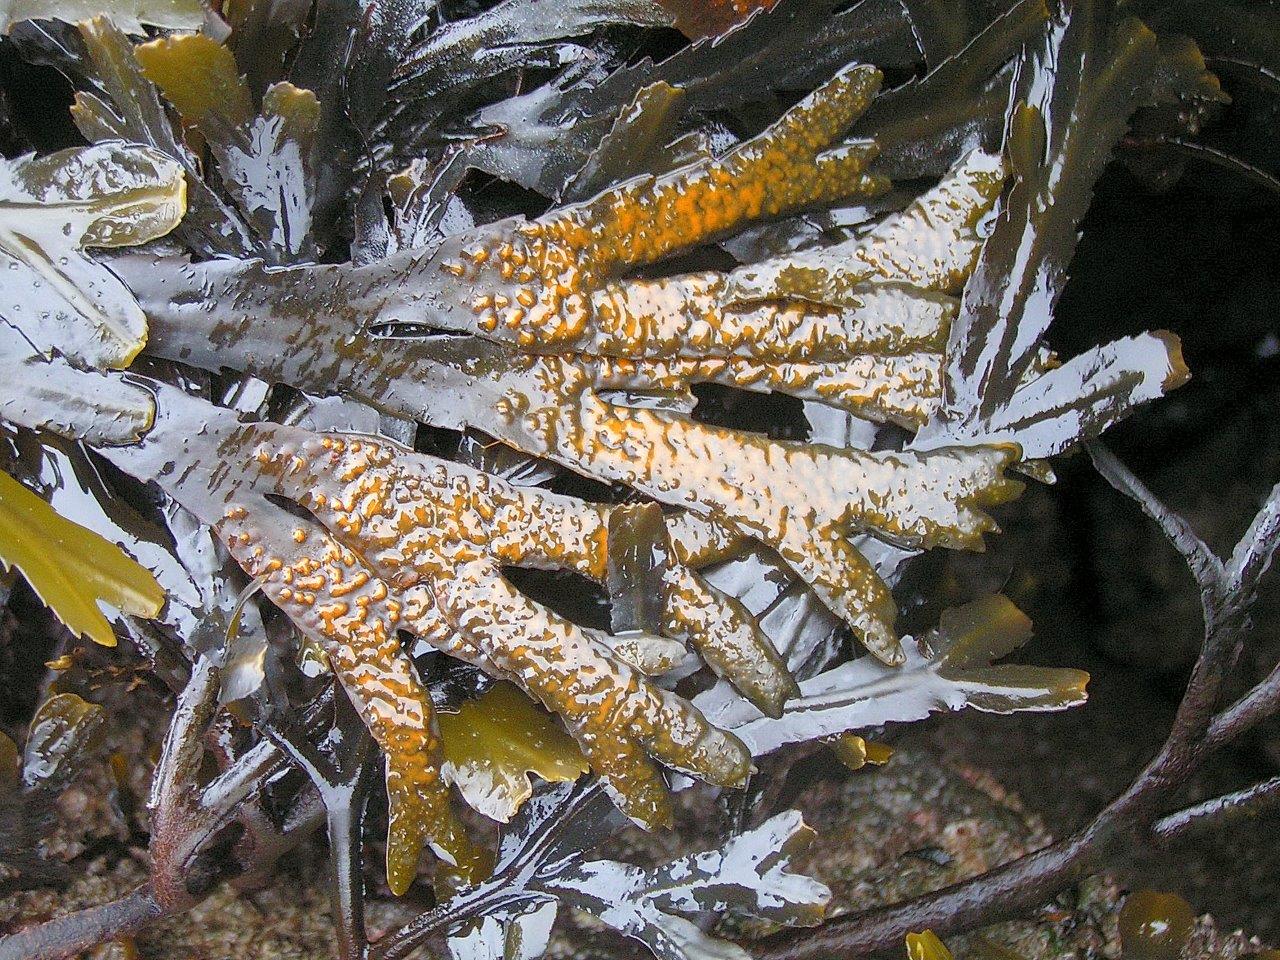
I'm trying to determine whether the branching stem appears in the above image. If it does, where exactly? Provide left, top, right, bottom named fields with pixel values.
left=0, top=885, right=166, bottom=960
left=0, top=672, right=339, bottom=959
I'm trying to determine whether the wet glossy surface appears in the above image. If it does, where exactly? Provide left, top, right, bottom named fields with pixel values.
left=0, top=464, right=164, bottom=648
left=1118, top=890, right=1196, bottom=960
left=921, top=4, right=1189, bottom=458
left=123, top=74, right=1034, bottom=669
left=19, top=692, right=107, bottom=791
left=438, top=682, right=589, bottom=823
left=538, top=809, right=829, bottom=957
left=81, top=55, right=1183, bottom=894
left=0, top=0, right=206, bottom=34
left=135, top=32, right=321, bottom=262
left=694, top=594, right=1088, bottom=758
left=103, top=384, right=766, bottom=889
left=0, top=141, right=184, bottom=370
left=6, top=22, right=1194, bottom=916
left=0, top=0, right=1238, bottom=954
left=906, top=930, right=954, bottom=960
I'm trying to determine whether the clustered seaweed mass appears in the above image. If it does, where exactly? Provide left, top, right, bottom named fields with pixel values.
left=0, top=0, right=1270, bottom=958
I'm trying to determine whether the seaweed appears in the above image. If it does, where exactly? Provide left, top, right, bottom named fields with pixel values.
left=99, top=381, right=762, bottom=890
left=693, top=594, right=1087, bottom=758
left=432, top=782, right=828, bottom=960
left=135, top=31, right=321, bottom=261
left=0, top=321, right=155, bottom=444
left=438, top=682, right=589, bottom=823
left=70, top=16, right=260, bottom=257
left=117, top=71, right=1035, bottom=667
left=0, top=2, right=1268, bottom=959
left=0, top=140, right=185, bottom=368
left=652, top=0, right=776, bottom=40
left=523, top=809, right=829, bottom=960
left=457, top=0, right=913, bottom=198
left=0, top=467, right=163, bottom=646
left=857, top=0, right=1048, bottom=180
left=0, top=693, right=107, bottom=888
left=921, top=0, right=1185, bottom=454
left=906, top=930, right=954, bottom=960
left=0, top=0, right=210, bottom=34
